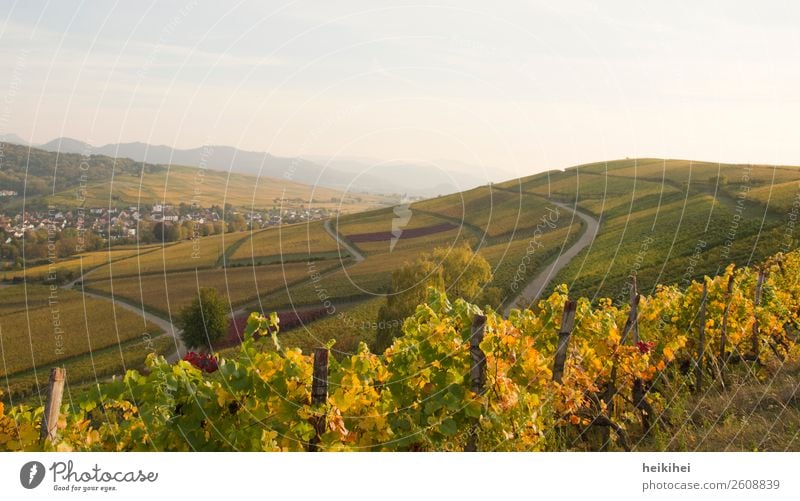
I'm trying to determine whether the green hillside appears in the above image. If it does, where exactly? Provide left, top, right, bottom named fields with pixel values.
left=497, top=158, right=799, bottom=303
left=0, top=142, right=388, bottom=212
left=6, top=157, right=800, bottom=395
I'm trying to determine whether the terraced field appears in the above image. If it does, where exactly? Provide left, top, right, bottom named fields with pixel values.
left=335, top=207, right=448, bottom=236
left=7, top=245, right=163, bottom=282
left=227, top=221, right=342, bottom=265
left=84, top=260, right=343, bottom=317
left=9, top=157, right=798, bottom=370
left=3, top=335, right=175, bottom=403
left=88, top=231, right=251, bottom=279
left=41, top=162, right=388, bottom=214
left=0, top=285, right=167, bottom=401
left=411, top=185, right=562, bottom=239
left=500, top=159, right=798, bottom=300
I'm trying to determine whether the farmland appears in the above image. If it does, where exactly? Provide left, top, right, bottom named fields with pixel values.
left=224, top=298, right=387, bottom=359
left=0, top=285, right=166, bottom=401
left=88, top=232, right=252, bottom=279
left=5, top=156, right=800, bottom=383
left=498, top=159, right=798, bottom=301
left=6, top=245, right=163, bottom=283
left=3, top=335, right=174, bottom=403
left=84, top=260, right=343, bottom=317
left=227, top=221, right=343, bottom=265
left=8, top=146, right=390, bottom=213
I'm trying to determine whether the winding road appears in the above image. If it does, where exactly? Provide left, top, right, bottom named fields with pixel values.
left=65, top=260, right=186, bottom=363
left=57, top=204, right=595, bottom=365
left=503, top=201, right=600, bottom=316
left=63, top=219, right=361, bottom=364
left=79, top=289, right=186, bottom=363
left=324, top=219, right=365, bottom=262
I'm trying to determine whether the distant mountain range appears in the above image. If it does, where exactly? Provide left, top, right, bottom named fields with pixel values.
left=1, top=134, right=504, bottom=197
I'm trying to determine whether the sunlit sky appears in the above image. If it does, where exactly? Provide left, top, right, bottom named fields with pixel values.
left=2, top=1, right=800, bottom=179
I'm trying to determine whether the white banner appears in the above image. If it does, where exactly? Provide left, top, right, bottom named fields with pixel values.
left=0, top=452, right=797, bottom=500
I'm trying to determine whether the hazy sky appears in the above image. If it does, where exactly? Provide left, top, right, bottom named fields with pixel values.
left=2, top=0, right=800, bottom=179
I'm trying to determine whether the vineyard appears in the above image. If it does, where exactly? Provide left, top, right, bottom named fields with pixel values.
left=2, top=249, right=799, bottom=451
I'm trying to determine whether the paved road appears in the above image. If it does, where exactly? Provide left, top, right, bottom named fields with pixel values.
left=504, top=201, right=600, bottom=316
left=324, top=219, right=365, bottom=262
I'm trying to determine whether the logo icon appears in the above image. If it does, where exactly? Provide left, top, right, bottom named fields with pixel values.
left=20, top=461, right=45, bottom=489
left=390, top=193, right=412, bottom=252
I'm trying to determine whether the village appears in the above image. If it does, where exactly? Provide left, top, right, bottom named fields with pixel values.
left=0, top=199, right=338, bottom=271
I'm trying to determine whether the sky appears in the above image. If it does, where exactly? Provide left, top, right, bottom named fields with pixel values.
left=1, top=0, right=800, bottom=180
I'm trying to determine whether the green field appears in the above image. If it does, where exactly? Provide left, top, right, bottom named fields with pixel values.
left=6, top=245, right=163, bottom=283
left=88, top=232, right=251, bottom=279
left=228, top=221, right=343, bottom=265
left=6, top=156, right=799, bottom=390
left=3, top=335, right=175, bottom=403
left=271, top=157, right=800, bottom=326
left=495, top=159, right=798, bottom=300
left=84, top=260, right=343, bottom=317
left=0, top=285, right=166, bottom=401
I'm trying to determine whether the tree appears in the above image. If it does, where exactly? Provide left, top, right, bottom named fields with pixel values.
left=227, top=214, right=246, bottom=232
left=373, top=243, right=493, bottom=352
left=177, top=287, right=229, bottom=349
left=153, top=221, right=180, bottom=242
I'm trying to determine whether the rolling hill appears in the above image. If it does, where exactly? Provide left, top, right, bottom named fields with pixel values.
left=33, top=137, right=496, bottom=196
left=0, top=142, right=389, bottom=212
left=4, top=156, right=800, bottom=403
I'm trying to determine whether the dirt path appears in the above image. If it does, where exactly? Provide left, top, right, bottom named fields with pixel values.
left=324, top=219, right=365, bottom=262
left=64, top=258, right=186, bottom=363
left=504, top=201, right=600, bottom=316
left=78, top=288, right=186, bottom=363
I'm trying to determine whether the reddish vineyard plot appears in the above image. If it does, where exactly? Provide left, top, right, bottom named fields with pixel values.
left=346, top=222, right=456, bottom=242
left=221, top=307, right=331, bottom=348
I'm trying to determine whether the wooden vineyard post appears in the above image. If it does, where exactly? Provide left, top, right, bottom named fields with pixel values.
left=695, top=282, right=708, bottom=394
left=719, top=273, right=735, bottom=361
left=717, top=272, right=735, bottom=388
left=465, top=314, right=487, bottom=452
left=40, top=367, right=66, bottom=445
left=307, top=348, right=329, bottom=452
left=552, top=300, right=577, bottom=383
left=752, top=268, right=765, bottom=360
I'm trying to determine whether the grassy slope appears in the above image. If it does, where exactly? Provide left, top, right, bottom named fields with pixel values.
left=228, top=221, right=342, bottom=265
left=0, top=285, right=167, bottom=400
left=85, top=260, right=343, bottom=317
left=496, top=158, right=799, bottom=300
left=43, top=164, right=386, bottom=214
left=0, top=143, right=389, bottom=213
left=5, top=245, right=163, bottom=282
left=87, top=232, right=252, bottom=279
